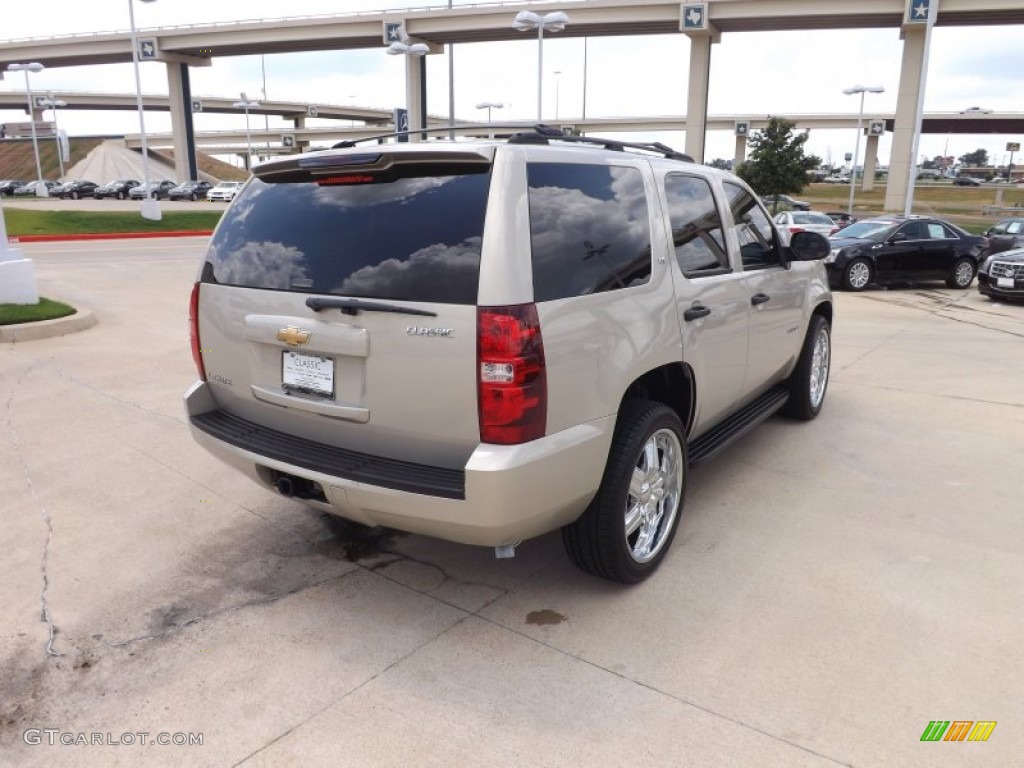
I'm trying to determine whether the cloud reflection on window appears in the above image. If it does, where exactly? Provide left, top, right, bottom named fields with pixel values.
left=210, top=241, right=309, bottom=290
left=335, top=237, right=481, bottom=302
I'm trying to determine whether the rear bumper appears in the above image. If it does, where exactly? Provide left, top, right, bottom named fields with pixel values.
left=184, top=381, right=614, bottom=547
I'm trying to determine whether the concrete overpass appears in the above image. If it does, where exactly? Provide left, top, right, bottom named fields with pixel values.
left=3, top=0, right=1023, bottom=209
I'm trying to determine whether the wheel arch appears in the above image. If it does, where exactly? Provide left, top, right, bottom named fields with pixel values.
left=619, top=363, right=695, bottom=438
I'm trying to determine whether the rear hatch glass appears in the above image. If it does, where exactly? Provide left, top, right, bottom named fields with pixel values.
left=197, top=154, right=493, bottom=467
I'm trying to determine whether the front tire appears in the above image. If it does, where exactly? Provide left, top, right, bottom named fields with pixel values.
left=562, top=400, right=686, bottom=583
left=946, top=257, right=976, bottom=289
left=842, top=258, right=873, bottom=291
left=783, top=315, right=831, bottom=421
left=190, top=193, right=198, bottom=201
left=71, top=191, right=79, bottom=200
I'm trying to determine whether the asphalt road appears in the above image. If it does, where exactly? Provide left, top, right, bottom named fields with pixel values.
left=1, top=238, right=1022, bottom=767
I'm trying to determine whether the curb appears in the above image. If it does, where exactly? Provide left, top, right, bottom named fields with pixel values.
left=8, top=231, right=212, bottom=243
left=0, top=306, right=98, bottom=343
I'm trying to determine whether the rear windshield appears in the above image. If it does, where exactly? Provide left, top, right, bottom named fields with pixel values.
left=201, top=169, right=492, bottom=305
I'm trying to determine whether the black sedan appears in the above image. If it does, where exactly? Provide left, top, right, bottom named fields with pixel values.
left=953, top=176, right=982, bottom=187
left=983, top=217, right=1024, bottom=256
left=54, top=180, right=99, bottom=199
left=94, top=179, right=141, bottom=199
left=168, top=180, right=214, bottom=201
left=978, top=247, right=1024, bottom=302
left=0, top=179, right=28, bottom=196
left=825, top=216, right=988, bottom=291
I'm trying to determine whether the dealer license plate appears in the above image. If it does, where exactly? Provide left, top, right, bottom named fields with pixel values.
left=997, top=276, right=1015, bottom=288
left=282, top=351, right=334, bottom=397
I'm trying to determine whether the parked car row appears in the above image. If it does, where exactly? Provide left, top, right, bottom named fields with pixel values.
left=0, top=177, right=241, bottom=201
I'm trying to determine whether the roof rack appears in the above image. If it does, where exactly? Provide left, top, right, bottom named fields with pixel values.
left=329, top=123, right=693, bottom=163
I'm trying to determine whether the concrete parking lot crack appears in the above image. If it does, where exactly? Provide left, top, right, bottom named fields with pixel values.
left=3, top=362, right=62, bottom=658
left=480, top=615, right=854, bottom=767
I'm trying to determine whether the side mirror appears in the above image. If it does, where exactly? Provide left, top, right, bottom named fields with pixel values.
left=789, top=231, right=830, bottom=261
left=889, top=232, right=908, bottom=243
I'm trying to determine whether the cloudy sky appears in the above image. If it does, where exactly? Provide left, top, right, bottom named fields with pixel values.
left=1, top=0, right=1021, bottom=169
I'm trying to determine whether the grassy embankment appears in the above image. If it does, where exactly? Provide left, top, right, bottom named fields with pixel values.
left=3, top=208, right=223, bottom=236
left=799, top=183, right=1024, bottom=233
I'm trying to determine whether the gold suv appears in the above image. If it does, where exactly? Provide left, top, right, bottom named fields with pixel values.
left=185, top=128, right=833, bottom=582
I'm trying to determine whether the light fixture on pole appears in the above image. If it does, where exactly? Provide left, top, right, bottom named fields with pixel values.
left=6, top=63, right=46, bottom=197
left=475, top=101, right=503, bottom=123
left=843, top=84, right=884, bottom=216
left=37, top=94, right=68, bottom=180
left=512, top=11, right=570, bottom=122
left=386, top=29, right=429, bottom=141
left=128, top=0, right=160, bottom=220
left=232, top=92, right=260, bottom=170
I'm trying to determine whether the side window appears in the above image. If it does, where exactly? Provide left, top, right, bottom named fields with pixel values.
left=723, top=182, right=780, bottom=269
left=899, top=222, right=927, bottom=240
left=939, top=223, right=960, bottom=239
left=528, top=162, right=652, bottom=301
left=926, top=223, right=946, bottom=239
left=1006, top=222, right=1023, bottom=235
left=663, top=174, right=729, bottom=276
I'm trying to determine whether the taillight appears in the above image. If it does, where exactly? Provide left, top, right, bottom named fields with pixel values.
left=189, top=282, right=207, bottom=381
left=477, top=304, right=546, bottom=444
left=789, top=227, right=805, bottom=235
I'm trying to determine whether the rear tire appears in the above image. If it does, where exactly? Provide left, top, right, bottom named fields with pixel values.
left=946, top=257, right=976, bottom=289
left=842, top=258, right=873, bottom=291
left=562, top=400, right=686, bottom=584
left=116, top=191, right=125, bottom=200
left=190, top=193, right=197, bottom=201
left=783, top=315, right=831, bottom=421
left=71, top=191, right=79, bottom=200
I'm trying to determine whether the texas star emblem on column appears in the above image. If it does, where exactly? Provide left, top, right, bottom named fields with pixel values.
left=905, top=0, right=932, bottom=24
left=138, top=38, right=157, bottom=59
left=682, top=3, right=708, bottom=31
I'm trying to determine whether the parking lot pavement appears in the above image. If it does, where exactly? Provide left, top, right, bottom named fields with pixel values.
left=2, top=241, right=1021, bottom=767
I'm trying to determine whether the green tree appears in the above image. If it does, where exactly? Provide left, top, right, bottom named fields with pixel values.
left=958, top=148, right=989, bottom=167
left=735, top=117, right=817, bottom=212
left=707, top=158, right=732, bottom=171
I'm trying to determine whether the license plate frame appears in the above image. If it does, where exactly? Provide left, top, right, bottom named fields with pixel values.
left=282, top=350, right=335, bottom=398
left=996, top=276, right=1015, bottom=289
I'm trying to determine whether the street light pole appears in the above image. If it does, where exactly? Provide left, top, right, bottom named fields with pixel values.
left=512, top=11, right=570, bottom=122
left=386, top=31, right=429, bottom=141
left=554, top=70, right=562, bottom=120
left=233, top=93, right=260, bottom=169
left=128, top=0, right=160, bottom=220
left=6, top=63, right=46, bottom=196
left=38, top=94, right=68, bottom=180
left=843, top=84, right=884, bottom=216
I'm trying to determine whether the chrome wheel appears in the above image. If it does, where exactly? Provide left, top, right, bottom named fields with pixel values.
left=953, top=260, right=974, bottom=288
left=846, top=260, right=871, bottom=290
left=624, top=428, right=684, bottom=563
left=809, top=325, right=830, bottom=409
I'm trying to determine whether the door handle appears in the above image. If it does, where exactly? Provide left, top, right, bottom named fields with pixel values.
left=683, top=305, right=711, bottom=321
left=751, top=293, right=771, bottom=306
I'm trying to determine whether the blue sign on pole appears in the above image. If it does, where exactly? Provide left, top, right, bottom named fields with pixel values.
left=394, top=108, right=409, bottom=142
left=384, top=22, right=403, bottom=44
left=139, top=38, right=157, bottom=60
left=905, top=0, right=931, bottom=23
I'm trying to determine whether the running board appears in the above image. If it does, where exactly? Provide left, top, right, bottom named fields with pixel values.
left=687, top=385, right=790, bottom=465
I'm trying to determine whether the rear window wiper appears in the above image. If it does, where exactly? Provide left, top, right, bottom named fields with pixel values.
left=305, top=296, right=437, bottom=317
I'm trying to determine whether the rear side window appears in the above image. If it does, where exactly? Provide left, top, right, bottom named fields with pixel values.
left=528, top=162, right=652, bottom=301
left=663, top=173, right=728, bottom=276
left=201, top=169, right=491, bottom=305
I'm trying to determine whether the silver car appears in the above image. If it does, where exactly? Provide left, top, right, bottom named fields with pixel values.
left=186, top=130, right=833, bottom=582
left=774, top=210, right=839, bottom=238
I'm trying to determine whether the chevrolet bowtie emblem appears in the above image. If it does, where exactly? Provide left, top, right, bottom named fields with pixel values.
left=277, top=326, right=311, bottom=346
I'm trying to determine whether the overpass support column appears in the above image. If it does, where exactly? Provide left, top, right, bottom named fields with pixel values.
left=862, top=133, right=880, bottom=192
left=166, top=63, right=198, bottom=181
left=885, top=23, right=928, bottom=211
left=684, top=32, right=717, bottom=163
left=291, top=116, right=310, bottom=152
left=733, top=135, right=747, bottom=169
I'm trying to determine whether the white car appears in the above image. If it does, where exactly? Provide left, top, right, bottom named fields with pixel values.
left=774, top=210, right=839, bottom=238
left=823, top=175, right=851, bottom=184
left=206, top=181, right=245, bottom=202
